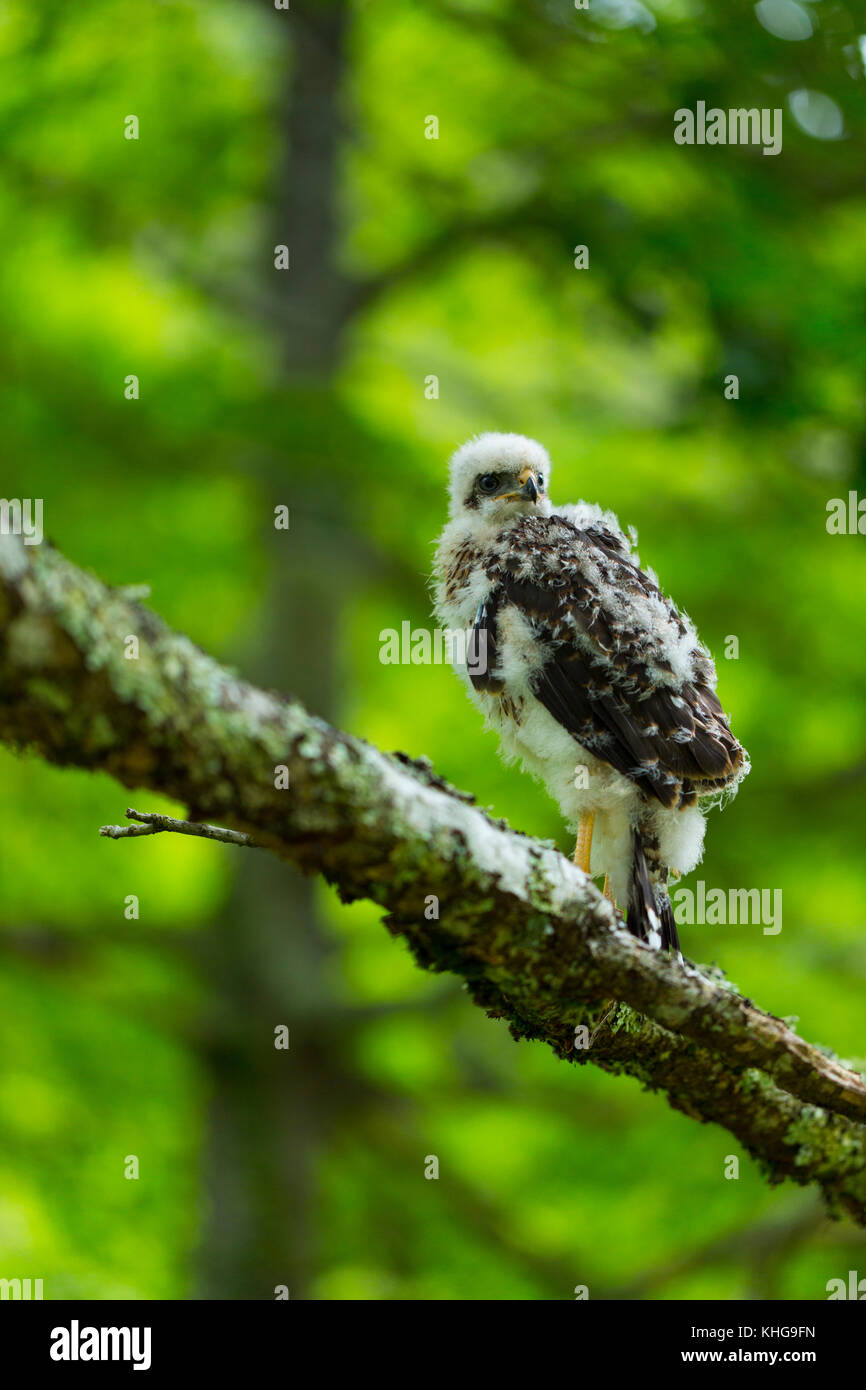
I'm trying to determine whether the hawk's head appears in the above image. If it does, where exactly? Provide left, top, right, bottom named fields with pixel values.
left=447, top=433, right=553, bottom=523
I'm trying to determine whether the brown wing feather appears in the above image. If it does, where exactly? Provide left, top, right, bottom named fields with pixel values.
left=485, top=516, right=746, bottom=808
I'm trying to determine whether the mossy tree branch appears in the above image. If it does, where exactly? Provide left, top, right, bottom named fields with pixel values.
left=2, top=533, right=866, bottom=1221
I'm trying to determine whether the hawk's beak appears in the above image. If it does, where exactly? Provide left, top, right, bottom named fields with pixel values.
left=497, top=465, right=538, bottom=503
left=519, top=473, right=538, bottom=502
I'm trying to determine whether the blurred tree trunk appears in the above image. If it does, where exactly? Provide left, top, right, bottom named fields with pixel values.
left=196, top=0, right=352, bottom=1300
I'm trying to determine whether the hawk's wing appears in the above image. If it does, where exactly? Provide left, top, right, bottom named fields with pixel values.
left=473, top=515, right=746, bottom=808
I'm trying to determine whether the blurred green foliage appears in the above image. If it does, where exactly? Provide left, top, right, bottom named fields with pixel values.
left=1, top=0, right=865, bottom=1299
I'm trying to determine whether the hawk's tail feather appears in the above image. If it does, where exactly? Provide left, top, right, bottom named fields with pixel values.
left=656, top=886, right=681, bottom=955
left=627, top=827, right=679, bottom=953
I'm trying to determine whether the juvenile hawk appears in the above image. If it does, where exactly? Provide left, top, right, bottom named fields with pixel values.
left=432, top=432, right=749, bottom=951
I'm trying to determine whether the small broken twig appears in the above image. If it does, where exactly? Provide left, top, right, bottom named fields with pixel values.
left=99, top=807, right=262, bottom=849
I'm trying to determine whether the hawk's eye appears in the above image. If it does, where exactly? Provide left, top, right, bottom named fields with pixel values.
left=477, top=473, right=501, bottom=494
left=537, top=475, right=544, bottom=491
